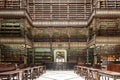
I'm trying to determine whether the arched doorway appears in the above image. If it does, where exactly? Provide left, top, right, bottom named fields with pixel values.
left=54, top=49, right=67, bottom=62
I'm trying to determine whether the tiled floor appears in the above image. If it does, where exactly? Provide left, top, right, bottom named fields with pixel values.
left=36, top=70, right=85, bottom=80
left=36, top=70, right=120, bottom=80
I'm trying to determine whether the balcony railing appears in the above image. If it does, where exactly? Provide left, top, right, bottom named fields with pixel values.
left=0, top=0, right=26, bottom=10
left=94, top=1, right=120, bottom=9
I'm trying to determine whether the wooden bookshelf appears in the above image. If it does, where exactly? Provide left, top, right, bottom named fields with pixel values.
left=5, top=0, right=20, bottom=9
left=27, top=48, right=34, bottom=65
left=0, top=45, right=24, bottom=63
left=34, top=52, right=52, bottom=64
left=0, top=0, right=4, bottom=8
left=0, top=0, right=21, bottom=9
left=68, top=49, right=87, bottom=63
left=97, top=20, right=120, bottom=37
left=88, top=48, right=94, bottom=65
left=0, top=21, right=22, bottom=37
left=95, top=45, right=120, bottom=64
left=99, top=0, right=120, bottom=9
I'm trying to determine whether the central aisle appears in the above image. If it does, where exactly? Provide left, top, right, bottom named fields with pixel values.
left=36, top=70, right=85, bottom=80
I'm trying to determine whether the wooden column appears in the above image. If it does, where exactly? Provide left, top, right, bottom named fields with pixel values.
left=94, top=44, right=97, bottom=64
left=22, top=19, right=27, bottom=64
left=93, top=18, right=97, bottom=64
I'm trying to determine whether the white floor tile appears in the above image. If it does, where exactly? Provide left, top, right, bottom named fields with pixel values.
left=36, top=70, right=85, bottom=80
left=36, top=70, right=120, bottom=80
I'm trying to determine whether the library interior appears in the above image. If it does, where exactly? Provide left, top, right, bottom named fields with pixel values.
left=0, top=0, right=120, bottom=80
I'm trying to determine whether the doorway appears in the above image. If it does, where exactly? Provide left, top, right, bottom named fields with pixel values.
left=54, top=49, right=67, bottom=62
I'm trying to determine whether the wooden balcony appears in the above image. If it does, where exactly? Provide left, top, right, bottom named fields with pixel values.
left=33, top=21, right=87, bottom=27
left=96, top=37, right=120, bottom=44
left=0, top=37, right=25, bottom=44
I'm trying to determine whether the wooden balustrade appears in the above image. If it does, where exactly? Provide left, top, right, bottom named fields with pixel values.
left=0, top=64, right=46, bottom=80
left=74, top=65, right=120, bottom=80
left=18, top=64, right=28, bottom=69
left=0, top=64, right=17, bottom=72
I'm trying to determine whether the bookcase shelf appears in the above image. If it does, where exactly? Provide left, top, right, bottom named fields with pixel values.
left=97, top=20, right=120, bottom=37
left=0, top=45, right=24, bottom=64
left=0, top=0, right=21, bottom=9
left=34, top=52, right=53, bottom=64
left=0, top=21, right=22, bottom=37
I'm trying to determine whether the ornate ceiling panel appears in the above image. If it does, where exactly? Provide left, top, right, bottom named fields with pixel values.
left=70, top=28, right=88, bottom=38
left=32, top=27, right=88, bottom=42
left=32, top=28, right=50, bottom=38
